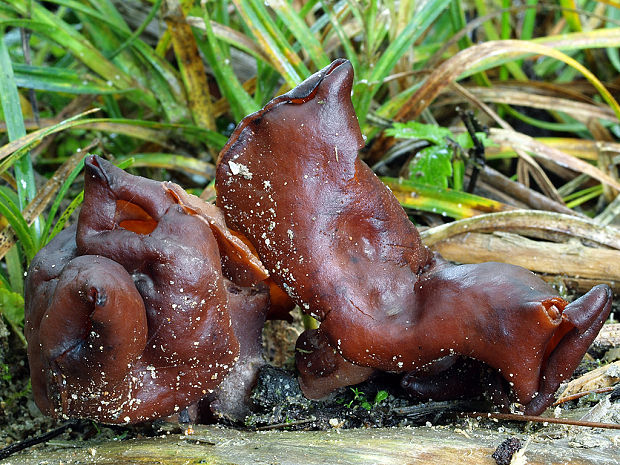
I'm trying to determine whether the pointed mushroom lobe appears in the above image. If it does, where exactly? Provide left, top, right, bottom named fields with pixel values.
left=216, top=59, right=612, bottom=414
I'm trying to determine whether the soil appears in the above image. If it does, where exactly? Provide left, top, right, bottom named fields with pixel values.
left=1, top=301, right=619, bottom=461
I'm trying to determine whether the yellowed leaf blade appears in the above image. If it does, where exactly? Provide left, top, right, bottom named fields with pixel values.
left=165, top=0, right=215, bottom=130
left=398, top=39, right=620, bottom=121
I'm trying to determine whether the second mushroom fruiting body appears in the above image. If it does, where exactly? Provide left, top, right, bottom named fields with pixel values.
left=216, top=59, right=613, bottom=415
left=25, top=155, right=276, bottom=424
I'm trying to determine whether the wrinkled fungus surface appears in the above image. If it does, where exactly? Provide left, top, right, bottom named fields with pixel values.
left=25, top=156, right=272, bottom=424
left=216, top=59, right=613, bottom=415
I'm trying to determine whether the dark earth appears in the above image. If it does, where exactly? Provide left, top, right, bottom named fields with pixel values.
left=1, top=299, right=619, bottom=461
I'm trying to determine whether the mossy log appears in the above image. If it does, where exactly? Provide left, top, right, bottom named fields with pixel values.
left=5, top=423, right=620, bottom=465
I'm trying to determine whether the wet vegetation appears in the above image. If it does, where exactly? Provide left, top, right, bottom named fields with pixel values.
left=0, top=0, right=619, bottom=460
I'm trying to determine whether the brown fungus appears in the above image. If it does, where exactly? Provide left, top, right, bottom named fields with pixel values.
left=25, top=155, right=272, bottom=424
left=216, top=59, right=613, bottom=415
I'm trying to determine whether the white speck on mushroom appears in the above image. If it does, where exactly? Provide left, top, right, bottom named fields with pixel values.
left=228, top=161, right=253, bottom=179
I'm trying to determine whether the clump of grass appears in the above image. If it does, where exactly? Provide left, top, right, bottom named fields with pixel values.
left=0, top=0, right=618, bottom=342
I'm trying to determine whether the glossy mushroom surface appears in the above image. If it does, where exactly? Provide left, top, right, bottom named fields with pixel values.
left=25, top=156, right=271, bottom=423
left=216, top=59, right=613, bottom=414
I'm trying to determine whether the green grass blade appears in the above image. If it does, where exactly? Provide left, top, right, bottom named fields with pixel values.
left=0, top=189, right=35, bottom=259
left=606, top=5, right=620, bottom=72
left=0, top=114, right=228, bottom=174
left=565, top=185, right=604, bottom=209
left=199, top=4, right=258, bottom=121
left=115, top=153, right=215, bottom=179
left=0, top=109, right=100, bottom=173
left=108, top=0, right=162, bottom=59
left=322, top=2, right=360, bottom=75
left=12, top=63, right=130, bottom=94
left=2, top=3, right=135, bottom=88
left=0, top=266, right=10, bottom=289
left=245, top=0, right=310, bottom=76
left=355, top=0, right=451, bottom=126
left=449, top=0, right=471, bottom=50
left=85, top=0, right=129, bottom=30
left=232, top=0, right=306, bottom=87
left=0, top=287, right=27, bottom=346
left=3, top=247, right=22, bottom=296
left=48, top=191, right=83, bottom=241
left=73, top=119, right=228, bottom=148
left=29, top=0, right=187, bottom=119
left=1, top=4, right=159, bottom=109
left=520, top=0, right=538, bottom=40
left=269, top=0, right=330, bottom=69
left=40, top=159, right=85, bottom=245
left=130, top=40, right=189, bottom=122
left=0, top=30, right=36, bottom=209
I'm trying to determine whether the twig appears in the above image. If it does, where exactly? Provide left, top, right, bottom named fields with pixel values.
left=256, top=418, right=316, bottom=431
left=553, top=387, right=616, bottom=406
left=0, top=420, right=81, bottom=461
left=461, top=412, right=620, bottom=430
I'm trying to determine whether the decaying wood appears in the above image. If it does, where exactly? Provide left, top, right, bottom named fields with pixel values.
left=429, top=231, right=620, bottom=285
left=7, top=423, right=620, bottom=465
left=591, top=324, right=620, bottom=354
left=558, top=362, right=620, bottom=401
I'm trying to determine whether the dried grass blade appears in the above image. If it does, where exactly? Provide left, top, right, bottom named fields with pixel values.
left=439, top=86, right=617, bottom=123
left=488, top=137, right=620, bottom=162
left=479, top=166, right=577, bottom=215
left=397, top=40, right=620, bottom=121
left=116, top=153, right=215, bottom=179
left=22, top=150, right=88, bottom=228
left=73, top=119, right=227, bottom=148
left=449, top=81, right=564, bottom=204
left=0, top=114, right=228, bottom=172
left=0, top=109, right=96, bottom=167
left=533, top=26, right=620, bottom=51
left=420, top=210, right=620, bottom=249
left=186, top=17, right=272, bottom=66
left=490, top=128, right=620, bottom=191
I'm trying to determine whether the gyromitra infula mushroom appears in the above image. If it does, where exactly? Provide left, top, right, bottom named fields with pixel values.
left=216, top=59, right=613, bottom=415
left=25, top=155, right=279, bottom=424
